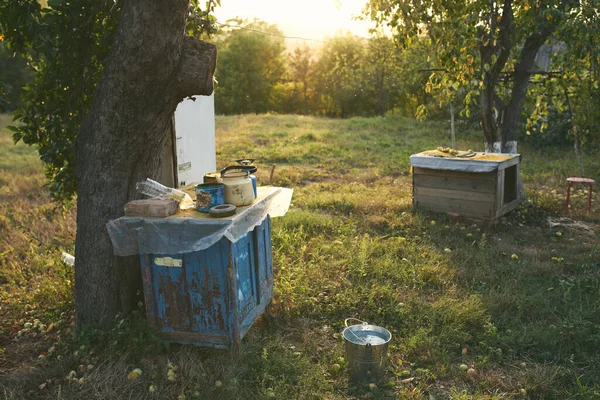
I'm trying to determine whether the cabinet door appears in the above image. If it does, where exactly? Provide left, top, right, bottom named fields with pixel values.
left=232, top=233, right=257, bottom=322
left=253, top=216, right=274, bottom=304
left=147, top=254, right=191, bottom=332
left=184, top=238, right=231, bottom=335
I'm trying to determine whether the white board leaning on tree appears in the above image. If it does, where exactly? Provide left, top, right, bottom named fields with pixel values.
left=174, top=93, right=217, bottom=187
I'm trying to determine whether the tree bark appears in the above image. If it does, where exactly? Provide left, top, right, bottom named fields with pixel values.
left=498, top=27, right=554, bottom=154
left=303, top=77, right=309, bottom=115
left=480, top=0, right=513, bottom=152
left=481, top=78, right=500, bottom=152
left=450, top=101, right=455, bottom=149
left=564, top=88, right=585, bottom=177
left=495, top=1, right=569, bottom=153
left=376, top=69, right=388, bottom=117
left=74, top=0, right=216, bottom=327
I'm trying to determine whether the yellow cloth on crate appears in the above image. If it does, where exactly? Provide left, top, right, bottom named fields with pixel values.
left=420, top=150, right=514, bottom=162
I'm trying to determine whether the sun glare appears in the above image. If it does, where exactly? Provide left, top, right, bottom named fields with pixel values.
left=214, top=0, right=372, bottom=41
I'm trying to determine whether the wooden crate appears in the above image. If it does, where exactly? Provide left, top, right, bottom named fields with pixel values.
left=410, top=153, right=521, bottom=220
left=140, top=216, right=273, bottom=350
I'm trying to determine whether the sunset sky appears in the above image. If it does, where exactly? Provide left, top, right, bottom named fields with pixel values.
left=213, top=0, right=374, bottom=42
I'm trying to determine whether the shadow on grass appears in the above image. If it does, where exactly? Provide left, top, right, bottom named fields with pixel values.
left=411, top=204, right=600, bottom=398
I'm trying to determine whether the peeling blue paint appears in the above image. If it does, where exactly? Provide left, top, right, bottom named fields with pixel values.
left=140, top=216, right=273, bottom=349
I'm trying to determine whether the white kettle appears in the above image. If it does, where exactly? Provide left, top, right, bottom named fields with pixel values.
left=221, top=167, right=255, bottom=206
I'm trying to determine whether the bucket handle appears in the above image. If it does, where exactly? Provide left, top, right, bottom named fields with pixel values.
left=344, top=318, right=366, bottom=327
left=344, top=318, right=371, bottom=347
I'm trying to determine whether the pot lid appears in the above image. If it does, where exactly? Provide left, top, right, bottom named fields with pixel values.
left=235, top=158, right=255, bottom=166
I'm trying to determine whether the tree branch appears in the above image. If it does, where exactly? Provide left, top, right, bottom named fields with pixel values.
left=489, top=0, right=498, bottom=42
left=173, top=36, right=217, bottom=98
left=499, top=5, right=566, bottom=145
left=492, top=89, right=506, bottom=111
left=490, top=0, right=514, bottom=83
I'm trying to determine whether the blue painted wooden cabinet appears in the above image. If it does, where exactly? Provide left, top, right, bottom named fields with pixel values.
left=140, top=216, right=273, bottom=350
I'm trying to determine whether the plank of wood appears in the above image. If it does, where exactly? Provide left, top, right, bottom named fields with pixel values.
left=414, top=186, right=495, bottom=203
left=410, top=157, right=500, bottom=172
left=496, top=155, right=521, bottom=170
left=414, top=194, right=494, bottom=219
left=413, top=167, right=496, bottom=181
left=413, top=174, right=497, bottom=193
left=496, top=169, right=505, bottom=210
left=496, top=197, right=520, bottom=218
left=124, top=199, right=179, bottom=217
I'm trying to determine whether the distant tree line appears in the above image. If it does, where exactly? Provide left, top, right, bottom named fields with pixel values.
left=213, top=17, right=599, bottom=158
left=213, top=20, right=439, bottom=119
left=2, top=14, right=597, bottom=156
left=0, top=42, right=31, bottom=112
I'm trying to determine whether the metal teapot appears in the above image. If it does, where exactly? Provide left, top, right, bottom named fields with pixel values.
left=220, top=166, right=255, bottom=206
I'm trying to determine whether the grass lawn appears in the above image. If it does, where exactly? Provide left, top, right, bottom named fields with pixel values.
left=1, top=113, right=599, bottom=399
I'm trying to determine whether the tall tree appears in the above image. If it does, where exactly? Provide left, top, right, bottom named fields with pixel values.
left=313, top=33, right=368, bottom=117
left=365, top=0, right=588, bottom=153
left=399, top=38, right=437, bottom=118
left=527, top=6, right=600, bottom=175
left=0, top=42, right=31, bottom=112
left=75, top=0, right=215, bottom=327
left=289, top=44, right=314, bottom=115
left=1, top=0, right=217, bottom=327
left=214, top=20, right=285, bottom=114
left=364, top=35, right=401, bottom=116
left=0, top=0, right=120, bottom=199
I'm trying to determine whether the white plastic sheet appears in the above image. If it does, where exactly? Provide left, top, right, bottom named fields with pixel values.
left=107, top=187, right=293, bottom=256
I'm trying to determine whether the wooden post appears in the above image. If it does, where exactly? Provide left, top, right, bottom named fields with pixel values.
left=269, top=164, right=277, bottom=185
left=450, top=101, right=456, bottom=149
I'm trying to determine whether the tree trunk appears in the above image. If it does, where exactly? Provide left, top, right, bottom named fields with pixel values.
left=481, top=78, right=501, bottom=152
left=564, top=88, right=585, bottom=177
left=450, top=101, right=455, bottom=149
left=498, top=36, right=545, bottom=154
left=572, top=126, right=585, bottom=177
left=480, top=0, right=513, bottom=153
left=498, top=22, right=558, bottom=153
left=74, top=0, right=216, bottom=327
left=375, top=68, right=388, bottom=117
left=302, top=77, right=309, bottom=115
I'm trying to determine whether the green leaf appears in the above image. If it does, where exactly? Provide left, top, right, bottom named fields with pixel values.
left=47, top=0, right=64, bottom=9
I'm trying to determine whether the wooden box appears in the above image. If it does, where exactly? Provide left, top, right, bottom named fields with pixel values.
left=410, top=152, right=521, bottom=220
left=140, top=216, right=273, bottom=350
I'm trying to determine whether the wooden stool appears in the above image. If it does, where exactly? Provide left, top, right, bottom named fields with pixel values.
left=565, top=177, right=595, bottom=214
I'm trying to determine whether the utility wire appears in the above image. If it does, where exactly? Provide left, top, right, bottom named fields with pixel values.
left=213, top=20, right=330, bottom=43
left=205, top=19, right=374, bottom=49
left=205, top=19, right=567, bottom=79
left=208, top=19, right=567, bottom=82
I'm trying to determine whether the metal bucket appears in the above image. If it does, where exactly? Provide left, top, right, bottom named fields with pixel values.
left=342, top=318, right=391, bottom=382
left=195, top=183, right=224, bottom=212
left=203, top=172, right=222, bottom=184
